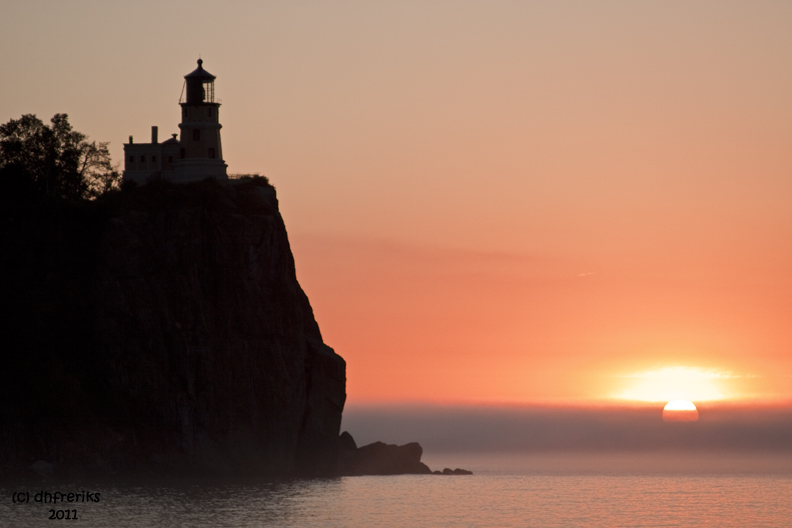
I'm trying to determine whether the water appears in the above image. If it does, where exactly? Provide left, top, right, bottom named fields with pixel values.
left=4, top=453, right=792, bottom=527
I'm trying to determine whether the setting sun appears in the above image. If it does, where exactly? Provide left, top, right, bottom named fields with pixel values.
left=663, top=400, right=699, bottom=422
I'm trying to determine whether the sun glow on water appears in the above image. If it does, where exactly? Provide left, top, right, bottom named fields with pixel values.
left=614, top=366, right=733, bottom=402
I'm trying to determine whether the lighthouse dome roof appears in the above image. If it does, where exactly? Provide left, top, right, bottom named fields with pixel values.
left=184, top=59, right=215, bottom=81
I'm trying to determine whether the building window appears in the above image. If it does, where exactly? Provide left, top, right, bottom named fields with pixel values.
left=207, top=108, right=212, bottom=117
left=168, top=155, right=173, bottom=163
left=193, top=129, right=200, bottom=141
left=180, top=148, right=185, bottom=159
left=152, top=155, right=157, bottom=163
left=140, top=155, right=145, bottom=162
left=208, top=148, right=215, bottom=159
left=129, top=155, right=134, bottom=164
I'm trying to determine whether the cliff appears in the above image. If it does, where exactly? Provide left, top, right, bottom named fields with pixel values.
left=0, top=177, right=346, bottom=478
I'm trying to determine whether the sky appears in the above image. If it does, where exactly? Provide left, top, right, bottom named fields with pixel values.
left=3, top=0, right=791, bottom=408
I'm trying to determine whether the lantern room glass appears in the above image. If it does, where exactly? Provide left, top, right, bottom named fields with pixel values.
left=202, top=81, right=214, bottom=103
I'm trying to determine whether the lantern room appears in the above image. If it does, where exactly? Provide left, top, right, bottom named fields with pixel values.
left=183, top=59, right=216, bottom=104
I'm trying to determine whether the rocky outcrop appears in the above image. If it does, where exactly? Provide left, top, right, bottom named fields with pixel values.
left=0, top=177, right=345, bottom=478
left=337, top=431, right=470, bottom=476
left=436, top=468, right=473, bottom=475
left=341, top=440, right=431, bottom=476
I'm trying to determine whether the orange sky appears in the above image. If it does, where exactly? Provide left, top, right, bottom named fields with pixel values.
left=3, top=1, right=791, bottom=405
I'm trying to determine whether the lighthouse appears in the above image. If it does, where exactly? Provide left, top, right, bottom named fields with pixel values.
left=123, top=59, right=228, bottom=184
left=173, top=59, right=228, bottom=182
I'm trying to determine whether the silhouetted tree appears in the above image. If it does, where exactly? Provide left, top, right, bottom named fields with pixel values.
left=0, top=114, right=120, bottom=200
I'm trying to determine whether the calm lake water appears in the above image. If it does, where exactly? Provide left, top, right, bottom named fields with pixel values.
left=4, top=452, right=792, bottom=527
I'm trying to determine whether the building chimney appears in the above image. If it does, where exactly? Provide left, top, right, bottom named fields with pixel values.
left=129, top=135, right=133, bottom=144
left=151, top=126, right=158, bottom=144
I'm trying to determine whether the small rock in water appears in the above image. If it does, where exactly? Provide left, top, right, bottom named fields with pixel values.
left=440, top=467, right=472, bottom=475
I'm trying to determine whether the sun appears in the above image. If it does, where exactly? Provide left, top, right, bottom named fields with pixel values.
left=662, top=400, right=699, bottom=422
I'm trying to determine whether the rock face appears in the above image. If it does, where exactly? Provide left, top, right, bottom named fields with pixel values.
left=0, top=177, right=346, bottom=478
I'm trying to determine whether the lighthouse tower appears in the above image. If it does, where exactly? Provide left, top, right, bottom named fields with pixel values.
left=173, top=59, right=228, bottom=182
